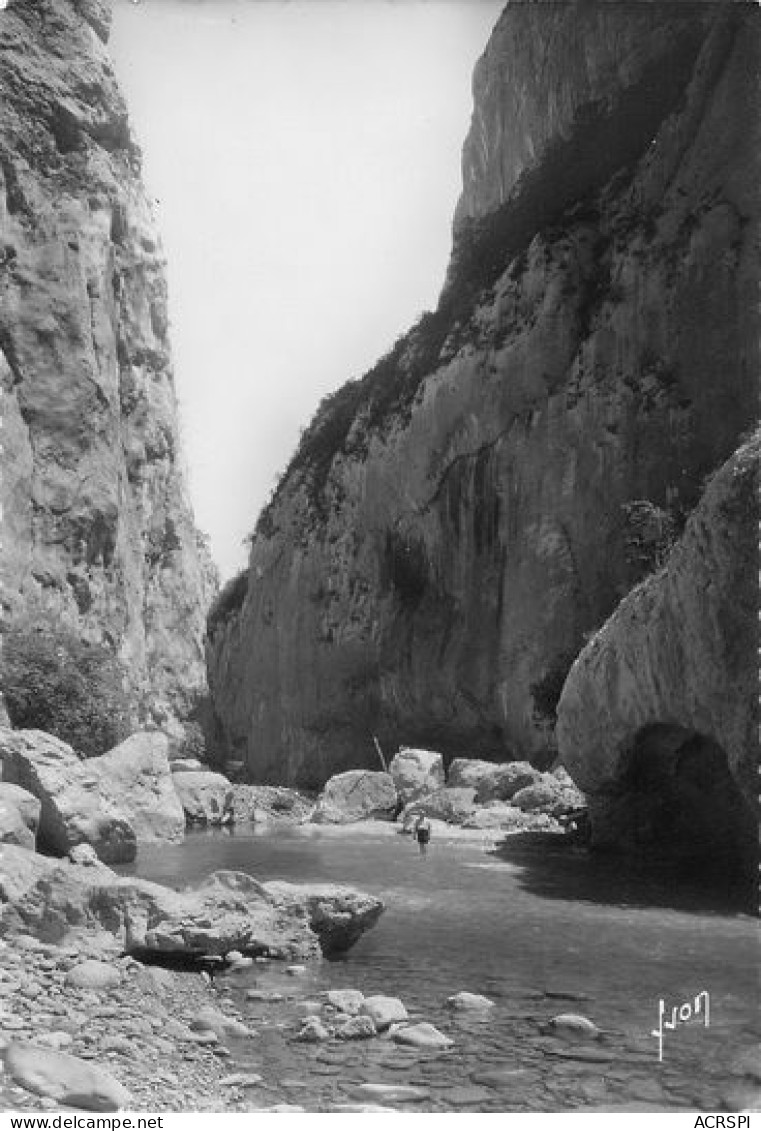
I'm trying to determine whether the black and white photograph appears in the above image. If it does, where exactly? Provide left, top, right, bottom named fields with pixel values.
left=0, top=0, right=758, bottom=1118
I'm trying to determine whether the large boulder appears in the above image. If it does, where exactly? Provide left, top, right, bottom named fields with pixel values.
left=4, top=1043, right=130, bottom=1111
left=461, top=803, right=544, bottom=831
left=169, top=758, right=205, bottom=773
left=172, top=770, right=234, bottom=826
left=388, top=748, right=445, bottom=804
left=447, top=759, right=541, bottom=801
left=134, top=871, right=316, bottom=960
left=0, top=729, right=136, bottom=864
left=87, top=731, right=185, bottom=844
left=311, top=770, right=397, bottom=824
left=557, top=436, right=759, bottom=872
left=401, top=787, right=477, bottom=827
left=0, top=783, right=41, bottom=849
left=0, top=844, right=383, bottom=961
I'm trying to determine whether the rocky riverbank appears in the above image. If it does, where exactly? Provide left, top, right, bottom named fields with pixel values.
left=0, top=937, right=240, bottom=1111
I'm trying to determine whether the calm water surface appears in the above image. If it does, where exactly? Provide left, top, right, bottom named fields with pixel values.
left=123, top=826, right=759, bottom=1112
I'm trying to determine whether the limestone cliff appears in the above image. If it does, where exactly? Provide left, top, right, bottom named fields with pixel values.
left=556, top=433, right=759, bottom=875
left=0, top=0, right=216, bottom=732
left=207, top=1, right=759, bottom=787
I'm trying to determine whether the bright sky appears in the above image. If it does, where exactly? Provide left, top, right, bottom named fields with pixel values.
left=109, top=0, right=502, bottom=580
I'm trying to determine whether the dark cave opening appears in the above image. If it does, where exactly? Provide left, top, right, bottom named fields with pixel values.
left=618, top=723, right=757, bottom=880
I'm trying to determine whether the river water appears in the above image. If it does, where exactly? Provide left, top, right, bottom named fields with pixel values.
left=123, top=824, right=759, bottom=1112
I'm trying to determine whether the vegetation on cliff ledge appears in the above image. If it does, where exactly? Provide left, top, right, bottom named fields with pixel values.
left=2, top=615, right=132, bottom=757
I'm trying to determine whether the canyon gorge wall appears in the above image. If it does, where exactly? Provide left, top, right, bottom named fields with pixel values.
left=207, top=1, right=758, bottom=789
left=557, top=432, right=758, bottom=876
left=0, top=0, right=216, bottom=735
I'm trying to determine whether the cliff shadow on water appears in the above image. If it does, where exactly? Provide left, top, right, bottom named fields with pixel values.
left=490, top=833, right=758, bottom=918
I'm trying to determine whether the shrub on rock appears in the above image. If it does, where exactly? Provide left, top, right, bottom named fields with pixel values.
left=1, top=618, right=132, bottom=758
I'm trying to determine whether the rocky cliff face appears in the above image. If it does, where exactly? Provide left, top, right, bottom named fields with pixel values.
left=207, top=2, right=759, bottom=788
left=0, top=0, right=216, bottom=730
left=556, top=433, right=758, bottom=876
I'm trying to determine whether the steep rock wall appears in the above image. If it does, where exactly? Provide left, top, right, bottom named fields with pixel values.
left=556, top=434, right=759, bottom=874
left=207, top=2, right=759, bottom=787
left=0, top=0, right=216, bottom=727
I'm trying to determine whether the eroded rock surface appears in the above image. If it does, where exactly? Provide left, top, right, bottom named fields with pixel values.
left=557, top=435, right=759, bottom=870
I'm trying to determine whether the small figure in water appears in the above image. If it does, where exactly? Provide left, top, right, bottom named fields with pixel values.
left=414, top=813, right=432, bottom=855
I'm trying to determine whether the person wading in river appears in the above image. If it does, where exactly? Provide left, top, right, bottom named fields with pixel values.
left=414, top=813, right=432, bottom=855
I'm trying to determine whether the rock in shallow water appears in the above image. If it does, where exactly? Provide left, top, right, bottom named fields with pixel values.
left=392, top=1023, right=454, bottom=1049
left=0, top=843, right=383, bottom=963
left=730, top=1045, right=761, bottom=1083
left=4, top=1042, right=130, bottom=1111
left=401, top=787, right=477, bottom=827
